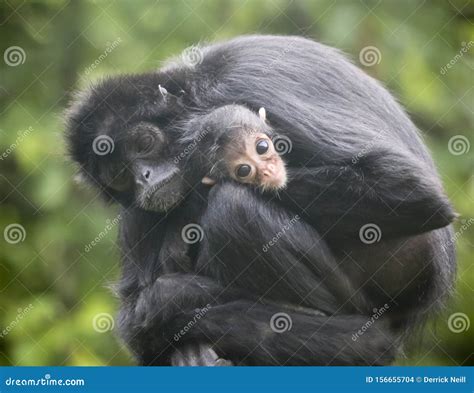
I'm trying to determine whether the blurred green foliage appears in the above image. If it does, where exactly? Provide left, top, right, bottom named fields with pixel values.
left=0, top=0, right=473, bottom=366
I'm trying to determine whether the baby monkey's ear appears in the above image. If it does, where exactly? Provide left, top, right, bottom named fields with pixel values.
left=202, top=176, right=217, bottom=186
left=158, top=84, right=186, bottom=107
left=258, top=107, right=266, bottom=122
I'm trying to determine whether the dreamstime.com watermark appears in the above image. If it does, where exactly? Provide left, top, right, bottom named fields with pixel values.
left=182, top=45, right=204, bottom=67
left=440, top=41, right=473, bottom=75
left=84, top=37, right=122, bottom=75
left=0, top=304, right=34, bottom=339
left=92, top=135, right=115, bottom=156
left=270, top=312, right=293, bottom=333
left=359, top=223, right=382, bottom=244
left=272, top=135, right=293, bottom=155
left=352, top=132, right=384, bottom=164
left=262, top=214, right=300, bottom=252
left=447, top=312, right=470, bottom=333
left=448, top=135, right=470, bottom=156
left=4, top=46, right=26, bottom=66
left=174, top=128, right=211, bottom=164
left=0, top=126, right=34, bottom=160
left=5, top=374, right=85, bottom=387
left=352, top=304, right=390, bottom=341
left=92, top=312, right=114, bottom=333
left=174, top=304, right=212, bottom=342
left=181, top=223, right=204, bottom=244
left=359, top=46, right=382, bottom=67
left=444, top=217, right=474, bottom=249
left=262, top=38, right=297, bottom=75
left=84, top=214, right=122, bottom=253
left=3, top=223, right=26, bottom=244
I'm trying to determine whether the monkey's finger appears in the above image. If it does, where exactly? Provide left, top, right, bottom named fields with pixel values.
left=215, top=358, right=234, bottom=366
left=201, top=176, right=216, bottom=186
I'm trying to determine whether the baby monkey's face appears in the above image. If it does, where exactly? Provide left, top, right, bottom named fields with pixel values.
left=225, top=132, right=287, bottom=191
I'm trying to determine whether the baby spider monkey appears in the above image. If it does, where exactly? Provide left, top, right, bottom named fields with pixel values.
left=200, top=105, right=287, bottom=192
left=162, top=105, right=288, bottom=273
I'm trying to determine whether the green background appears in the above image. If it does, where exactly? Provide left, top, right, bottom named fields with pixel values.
left=0, top=0, right=472, bottom=366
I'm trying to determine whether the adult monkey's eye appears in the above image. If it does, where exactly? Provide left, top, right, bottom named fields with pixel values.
left=136, top=133, right=155, bottom=153
left=236, top=164, right=252, bottom=178
left=131, top=123, right=164, bottom=155
left=256, top=139, right=269, bottom=155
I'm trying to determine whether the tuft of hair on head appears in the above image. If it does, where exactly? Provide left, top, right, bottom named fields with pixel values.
left=158, top=84, right=168, bottom=100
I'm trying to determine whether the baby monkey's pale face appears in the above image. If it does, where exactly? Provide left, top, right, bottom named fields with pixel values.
left=225, top=132, right=287, bottom=191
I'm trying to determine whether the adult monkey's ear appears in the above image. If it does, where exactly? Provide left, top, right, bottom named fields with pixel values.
left=258, top=107, right=266, bottom=122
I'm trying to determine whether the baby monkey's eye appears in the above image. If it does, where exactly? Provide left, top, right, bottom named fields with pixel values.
left=256, top=139, right=269, bottom=155
left=236, top=164, right=252, bottom=178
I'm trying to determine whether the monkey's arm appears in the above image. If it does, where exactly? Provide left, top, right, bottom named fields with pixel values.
left=158, top=220, right=192, bottom=274
left=158, top=186, right=212, bottom=274
left=118, top=273, right=395, bottom=366
left=196, top=182, right=366, bottom=315
left=116, top=191, right=394, bottom=366
left=280, top=148, right=456, bottom=242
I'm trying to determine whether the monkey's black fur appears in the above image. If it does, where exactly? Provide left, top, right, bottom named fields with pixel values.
left=65, top=35, right=456, bottom=366
left=146, top=104, right=278, bottom=280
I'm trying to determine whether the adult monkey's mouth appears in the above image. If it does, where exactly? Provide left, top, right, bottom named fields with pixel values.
left=138, top=170, right=187, bottom=212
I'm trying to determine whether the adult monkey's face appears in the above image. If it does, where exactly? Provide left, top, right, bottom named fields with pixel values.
left=65, top=74, right=190, bottom=212
left=106, top=121, right=187, bottom=212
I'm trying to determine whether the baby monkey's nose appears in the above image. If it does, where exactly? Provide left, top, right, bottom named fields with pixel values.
left=262, top=163, right=276, bottom=177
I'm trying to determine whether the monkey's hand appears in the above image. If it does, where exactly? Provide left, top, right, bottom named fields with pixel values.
left=201, top=176, right=216, bottom=186
left=170, top=343, right=233, bottom=366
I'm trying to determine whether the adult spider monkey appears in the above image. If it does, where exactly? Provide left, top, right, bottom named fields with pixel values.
left=65, top=35, right=456, bottom=365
